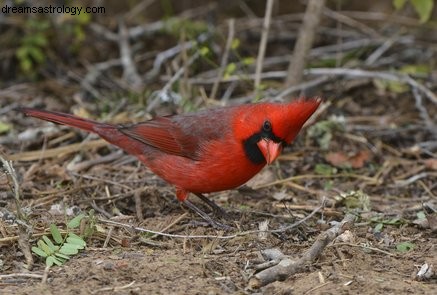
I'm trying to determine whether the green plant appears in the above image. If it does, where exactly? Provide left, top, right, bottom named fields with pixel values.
left=371, top=216, right=406, bottom=233
left=31, top=214, right=87, bottom=267
left=393, top=0, right=434, bottom=23
left=396, top=241, right=415, bottom=252
left=16, top=18, right=50, bottom=75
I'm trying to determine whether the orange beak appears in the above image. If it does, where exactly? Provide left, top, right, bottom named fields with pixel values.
left=256, top=139, right=282, bottom=165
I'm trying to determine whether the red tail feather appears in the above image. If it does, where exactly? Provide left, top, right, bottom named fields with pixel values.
left=19, top=107, right=104, bottom=133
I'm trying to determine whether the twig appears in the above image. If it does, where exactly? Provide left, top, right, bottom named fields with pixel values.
left=134, top=190, right=143, bottom=221
left=0, top=154, right=33, bottom=270
left=269, top=199, right=325, bottom=233
left=365, top=37, right=397, bottom=66
left=124, top=0, right=155, bottom=20
left=0, top=273, right=44, bottom=280
left=67, top=150, right=124, bottom=172
left=329, top=242, right=396, bottom=257
left=146, top=51, right=200, bottom=112
left=248, top=213, right=356, bottom=288
left=92, top=281, right=137, bottom=294
left=98, top=201, right=324, bottom=239
left=150, top=213, right=189, bottom=239
left=103, top=227, right=114, bottom=248
left=285, top=0, right=326, bottom=88
left=7, top=139, right=108, bottom=162
left=394, top=172, right=433, bottom=187
left=305, top=67, right=437, bottom=105
left=323, top=7, right=380, bottom=37
left=42, top=265, right=50, bottom=284
left=80, top=58, right=121, bottom=98
left=145, top=32, right=209, bottom=82
left=412, top=85, right=437, bottom=138
left=210, top=18, right=235, bottom=100
left=275, top=76, right=331, bottom=100
left=254, top=0, right=274, bottom=91
left=118, top=19, right=143, bottom=90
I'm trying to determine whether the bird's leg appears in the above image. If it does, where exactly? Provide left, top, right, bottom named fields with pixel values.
left=194, top=193, right=229, bottom=218
left=183, top=200, right=232, bottom=230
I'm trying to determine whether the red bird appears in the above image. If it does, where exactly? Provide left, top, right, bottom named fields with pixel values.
left=19, top=98, right=321, bottom=227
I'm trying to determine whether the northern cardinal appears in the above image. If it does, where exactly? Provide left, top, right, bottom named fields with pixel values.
left=19, top=98, right=321, bottom=227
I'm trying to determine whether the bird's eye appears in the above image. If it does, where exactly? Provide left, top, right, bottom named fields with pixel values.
left=263, top=120, right=272, bottom=132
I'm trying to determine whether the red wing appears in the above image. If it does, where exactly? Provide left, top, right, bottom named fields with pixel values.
left=118, top=116, right=201, bottom=159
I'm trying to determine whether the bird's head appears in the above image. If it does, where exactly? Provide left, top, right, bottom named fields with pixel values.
left=233, top=98, right=321, bottom=165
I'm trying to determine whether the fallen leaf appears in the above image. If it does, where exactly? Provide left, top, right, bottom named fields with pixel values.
left=424, top=159, right=437, bottom=170
left=325, top=150, right=370, bottom=168
left=349, top=150, right=371, bottom=168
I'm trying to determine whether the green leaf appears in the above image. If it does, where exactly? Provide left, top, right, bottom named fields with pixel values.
left=396, top=241, right=415, bottom=252
left=59, top=244, right=80, bottom=255
left=20, top=58, right=33, bottom=73
left=387, top=217, right=401, bottom=225
left=67, top=214, right=85, bottom=229
left=374, top=223, right=384, bottom=233
left=393, top=0, right=407, bottom=9
left=31, top=34, right=48, bottom=47
left=66, top=241, right=85, bottom=250
left=54, top=252, right=71, bottom=260
left=399, top=64, right=431, bottom=75
left=50, top=224, right=63, bottom=244
left=231, top=38, right=240, bottom=50
left=46, top=256, right=55, bottom=267
left=42, top=235, right=57, bottom=251
left=410, top=0, right=434, bottom=23
left=315, top=164, right=337, bottom=176
left=0, top=122, right=11, bottom=134
left=242, top=57, right=255, bottom=66
left=388, top=81, right=409, bottom=93
left=416, top=211, right=426, bottom=220
left=199, top=46, right=210, bottom=57
left=64, top=242, right=84, bottom=250
left=32, top=246, right=48, bottom=258
left=66, top=236, right=86, bottom=248
left=224, top=63, right=237, bottom=79
left=38, top=239, right=53, bottom=255
left=27, top=46, right=45, bottom=63
left=46, top=255, right=63, bottom=266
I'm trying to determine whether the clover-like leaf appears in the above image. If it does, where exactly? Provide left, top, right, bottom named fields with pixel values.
left=50, top=224, right=63, bottom=244
left=67, top=214, right=85, bottom=229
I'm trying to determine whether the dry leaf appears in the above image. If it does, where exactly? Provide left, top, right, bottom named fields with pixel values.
left=325, top=150, right=370, bottom=168
left=424, top=159, right=437, bottom=170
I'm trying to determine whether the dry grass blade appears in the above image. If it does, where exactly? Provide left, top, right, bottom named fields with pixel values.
left=6, top=139, right=108, bottom=162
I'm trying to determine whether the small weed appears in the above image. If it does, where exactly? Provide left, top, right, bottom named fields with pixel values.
left=31, top=213, right=89, bottom=267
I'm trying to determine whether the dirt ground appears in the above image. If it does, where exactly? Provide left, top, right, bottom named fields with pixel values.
left=1, top=1, right=437, bottom=294
left=1, top=91, right=436, bottom=294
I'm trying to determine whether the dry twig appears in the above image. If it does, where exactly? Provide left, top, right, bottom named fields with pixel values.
left=210, top=18, right=235, bottom=100
left=285, top=0, right=326, bottom=88
left=0, top=154, right=33, bottom=269
left=254, top=0, right=274, bottom=91
left=248, top=213, right=356, bottom=288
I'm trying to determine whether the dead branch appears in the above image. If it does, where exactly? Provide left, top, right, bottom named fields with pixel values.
left=248, top=213, right=356, bottom=288
left=254, top=0, right=274, bottom=91
left=0, top=154, right=33, bottom=270
left=118, top=20, right=143, bottom=91
left=285, top=0, right=326, bottom=88
left=210, top=18, right=235, bottom=100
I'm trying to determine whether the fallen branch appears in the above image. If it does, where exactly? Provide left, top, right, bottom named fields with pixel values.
left=0, top=154, right=33, bottom=270
left=248, top=213, right=356, bottom=288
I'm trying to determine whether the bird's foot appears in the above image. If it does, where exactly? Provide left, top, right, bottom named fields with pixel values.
left=183, top=200, right=233, bottom=230
left=194, top=193, right=230, bottom=219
